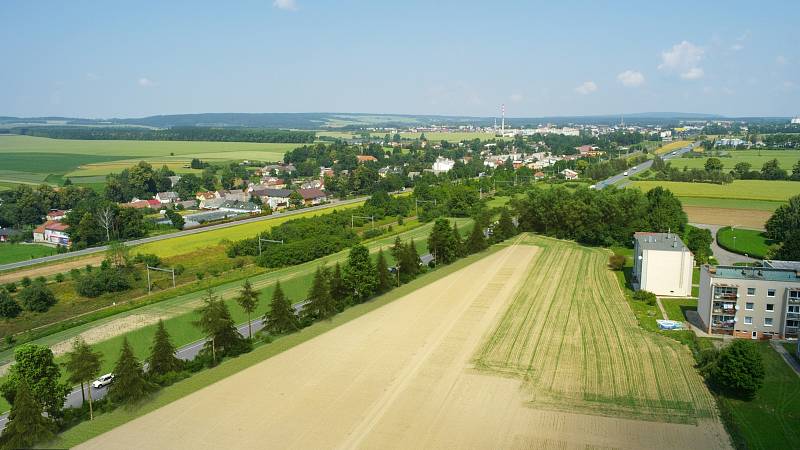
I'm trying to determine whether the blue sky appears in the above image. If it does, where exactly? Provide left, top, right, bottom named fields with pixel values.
left=1, top=0, right=798, bottom=118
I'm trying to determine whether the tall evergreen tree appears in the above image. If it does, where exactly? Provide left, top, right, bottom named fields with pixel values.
left=400, top=239, right=421, bottom=282
left=344, top=244, right=377, bottom=303
left=236, top=279, right=260, bottom=339
left=375, top=249, right=391, bottom=294
left=496, top=209, right=517, bottom=241
left=306, top=267, right=336, bottom=320
left=193, top=289, right=246, bottom=364
left=390, top=236, right=404, bottom=262
left=63, top=337, right=102, bottom=420
left=451, top=222, right=464, bottom=257
left=0, top=380, right=54, bottom=450
left=466, top=220, right=487, bottom=254
left=329, top=262, right=349, bottom=311
left=264, top=281, right=299, bottom=334
left=146, top=320, right=183, bottom=378
left=107, top=338, right=154, bottom=405
left=427, top=218, right=457, bottom=264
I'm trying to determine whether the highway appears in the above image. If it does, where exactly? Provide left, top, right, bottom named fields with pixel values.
left=591, top=142, right=697, bottom=190
left=0, top=315, right=268, bottom=431
left=0, top=196, right=369, bottom=273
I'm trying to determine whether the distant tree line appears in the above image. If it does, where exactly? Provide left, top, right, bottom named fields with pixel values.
left=11, top=126, right=315, bottom=144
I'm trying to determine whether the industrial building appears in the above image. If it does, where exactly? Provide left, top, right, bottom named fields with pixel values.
left=697, top=261, right=800, bottom=339
left=632, top=232, right=693, bottom=297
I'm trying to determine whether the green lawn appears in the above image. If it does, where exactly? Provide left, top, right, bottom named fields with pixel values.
left=631, top=180, right=800, bottom=202
left=716, top=226, right=775, bottom=259
left=0, top=243, right=56, bottom=264
left=660, top=298, right=697, bottom=321
left=669, top=149, right=800, bottom=173
left=678, top=197, right=785, bottom=212
left=717, top=343, right=800, bottom=449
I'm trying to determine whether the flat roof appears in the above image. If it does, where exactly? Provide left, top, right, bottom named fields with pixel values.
left=634, top=232, right=689, bottom=252
left=763, top=260, right=800, bottom=271
left=710, top=265, right=800, bottom=283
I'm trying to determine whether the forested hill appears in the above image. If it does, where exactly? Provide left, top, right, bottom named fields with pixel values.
left=8, top=126, right=316, bottom=143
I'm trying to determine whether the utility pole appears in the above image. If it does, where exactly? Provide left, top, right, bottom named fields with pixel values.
left=258, top=238, right=284, bottom=255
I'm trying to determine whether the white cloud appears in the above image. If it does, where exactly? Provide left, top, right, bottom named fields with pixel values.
left=730, top=43, right=744, bottom=51
left=86, top=72, right=99, bottom=81
left=616, top=70, right=645, bottom=87
left=509, top=93, right=523, bottom=103
left=138, top=77, right=156, bottom=87
left=574, top=81, right=597, bottom=95
left=731, top=30, right=750, bottom=51
left=680, top=67, right=704, bottom=80
left=783, top=81, right=797, bottom=90
left=776, top=55, right=788, bottom=65
left=273, top=0, right=297, bottom=10
left=658, top=41, right=704, bottom=80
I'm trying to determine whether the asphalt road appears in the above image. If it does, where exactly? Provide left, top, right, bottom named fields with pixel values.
left=592, top=142, right=697, bottom=190
left=0, top=315, right=268, bottom=431
left=0, top=196, right=370, bottom=273
left=689, top=223, right=758, bottom=266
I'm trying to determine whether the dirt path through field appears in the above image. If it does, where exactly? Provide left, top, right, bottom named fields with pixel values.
left=78, top=242, right=729, bottom=450
left=0, top=255, right=104, bottom=284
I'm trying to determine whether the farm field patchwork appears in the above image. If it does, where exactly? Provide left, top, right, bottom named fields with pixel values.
left=0, top=243, right=57, bottom=264
left=632, top=180, right=800, bottom=202
left=75, top=237, right=728, bottom=450
left=476, top=235, right=720, bottom=425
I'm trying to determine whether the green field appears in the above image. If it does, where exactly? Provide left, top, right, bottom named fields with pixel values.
left=0, top=135, right=297, bottom=184
left=654, top=140, right=694, bottom=155
left=476, top=235, right=716, bottom=423
left=678, top=197, right=784, bottom=211
left=669, top=149, right=800, bottom=172
left=716, top=226, right=775, bottom=259
left=0, top=243, right=56, bottom=264
left=718, top=343, right=800, bottom=449
left=370, top=131, right=510, bottom=142
left=631, top=180, right=800, bottom=202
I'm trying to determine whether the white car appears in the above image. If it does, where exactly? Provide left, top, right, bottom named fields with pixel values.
left=623, top=171, right=629, bottom=176
left=92, top=373, right=114, bottom=389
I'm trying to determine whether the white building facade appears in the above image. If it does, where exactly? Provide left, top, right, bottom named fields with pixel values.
left=633, top=232, right=693, bottom=297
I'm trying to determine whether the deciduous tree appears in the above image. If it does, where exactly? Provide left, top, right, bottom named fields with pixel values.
left=344, top=244, right=377, bottom=302
left=63, top=337, right=102, bottom=420
left=0, top=344, right=67, bottom=420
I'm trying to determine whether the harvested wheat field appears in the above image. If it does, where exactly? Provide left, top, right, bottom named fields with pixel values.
left=79, top=238, right=730, bottom=450
left=683, top=206, right=770, bottom=230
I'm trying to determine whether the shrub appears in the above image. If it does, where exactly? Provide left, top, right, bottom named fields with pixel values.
left=608, top=253, right=626, bottom=270
left=0, top=290, right=21, bottom=319
left=20, top=277, right=31, bottom=287
left=196, top=272, right=205, bottom=281
left=632, top=289, right=657, bottom=306
left=5, top=282, right=17, bottom=293
left=54, top=273, right=65, bottom=283
left=709, top=340, right=764, bottom=398
left=17, top=282, right=57, bottom=312
left=134, top=253, right=162, bottom=267
left=85, top=264, right=93, bottom=272
left=174, top=264, right=185, bottom=276
left=69, top=269, right=81, bottom=281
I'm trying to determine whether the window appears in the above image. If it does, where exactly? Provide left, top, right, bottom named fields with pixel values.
left=764, top=317, right=773, bottom=326
left=766, top=304, right=774, bottom=312
left=767, top=289, right=776, bottom=297
left=790, top=291, right=800, bottom=300
left=789, top=305, right=800, bottom=314
left=745, top=302, right=754, bottom=311
left=747, top=287, right=756, bottom=296
left=788, top=320, right=800, bottom=328
left=744, top=316, right=753, bottom=325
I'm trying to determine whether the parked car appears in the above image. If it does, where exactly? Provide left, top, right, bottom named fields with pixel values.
left=92, top=373, right=114, bottom=388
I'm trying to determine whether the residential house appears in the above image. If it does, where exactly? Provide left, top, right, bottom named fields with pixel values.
left=534, top=171, right=546, bottom=181
left=196, top=191, right=216, bottom=203
left=408, top=171, right=421, bottom=180
left=200, top=197, right=226, bottom=210
left=356, top=155, right=378, bottom=164
left=175, top=200, right=197, bottom=210
left=219, top=200, right=261, bottom=214
left=167, top=175, right=182, bottom=187
left=432, top=156, right=455, bottom=174
left=260, top=177, right=287, bottom=189
left=0, top=228, right=21, bottom=243
left=300, top=179, right=324, bottom=190
left=698, top=261, right=800, bottom=339
left=262, top=188, right=293, bottom=210
left=297, top=188, right=327, bottom=206
left=46, top=210, right=67, bottom=221
left=560, top=169, right=579, bottom=180
left=319, top=167, right=334, bottom=178
left=633, top=232, right=693, bottom=297
left=258, top=163, right=296, bottom=176
left=575, top=145, right=602, bottom=157
left=378, top=166, right=402, bottom=178
left=156, top=191, right=180, bottom=204
left=33, top=221, right=71, bottom=246
left=216, top=189, right=248, bottom=203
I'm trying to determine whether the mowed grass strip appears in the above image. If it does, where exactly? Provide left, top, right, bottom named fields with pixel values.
left=716, top=226, right=775, bottom=259
left=632, top=180, right=800, bottom=202
left=475, top=235, right=717, bottom=423
left=660, top=298, right=697, bottom=322
left=0, top=244, right=57, bottom=265
left=47, top=225, right=493, bottom=449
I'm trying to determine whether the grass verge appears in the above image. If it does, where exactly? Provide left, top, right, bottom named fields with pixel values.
left=716, top=226, right=775, bottom=259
